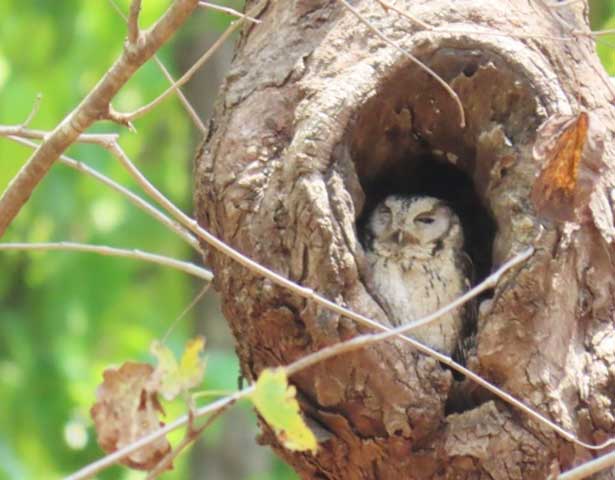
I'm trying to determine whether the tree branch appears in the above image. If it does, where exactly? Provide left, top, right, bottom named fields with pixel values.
left=0, top=242, right=213, bottom=281
left=559, top=449, right=615, bottom=479
left=144, top=398, right=230, bottom=480
left=6, top=136, right=201, bottom=253
left=65, top=389, right=251, bottom=480
left=336, top=0, right=466, bottom=127
left=104, top=139, right=615, bottom=452
left=374, top=0, right=429, bottom=28
left=21, top=93, right=43, bottom=128
left=107, top=0, right=207, bottom=134
left=127, top=0, right=142, bottom=44
left=0, top=126, right=118, bottom=145
left=198, top=1, right=261, bottom=24
left=108, top=17, right=244, bottom=124
left=64, top=243, right=615, bottom=479
left=0, top=0, right=200, bottom=238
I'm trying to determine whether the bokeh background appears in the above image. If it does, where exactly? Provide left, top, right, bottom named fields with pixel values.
left=0, top=1, right=614, bottom=479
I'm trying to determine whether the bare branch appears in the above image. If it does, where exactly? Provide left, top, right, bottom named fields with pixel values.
left=0, top=126, right=118, bottom=145
left=198, top=1, right=261, bottom=24
left=65, top=389, right=251, bottom=480
left=549, top=0, right=584, bottom=7
left=374, top=3, right=590, bottom=45
left=161, top=283, right=210, bottom=343
left=336, top=0, right=466, bottom=128
left=105, top=140, right=615, bottom=451
left=534, top=0, right=575, bottom=29
left=0, top=242, right=213, bottom=281
left=558, top=449, right=615, bottom=479
left=285, top=247, right=533, bottom=375
left=144, top=430, right=194, bottom=480
left=0, top=0, right=200, bottom=238
left=374, top=0, right=429, bottom=28
left=6, top=136, right=201, bottom=253
left=21, top=93, right=43, bottom=128
left=127, top=0, right=142, bottom=44
left=108, top=0, right=207, bottom=133
left=109, top=17, right=244, bottom=123
left=153, top=56, right=207, bottom=133
left=65, top=242, right=614, bottom=479
left=592, top=29, right=615, bottom=37
left=144, top=397, right=230, bottom=480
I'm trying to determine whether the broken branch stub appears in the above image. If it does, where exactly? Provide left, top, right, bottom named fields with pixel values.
left=194, top=0, right=615, bottom=477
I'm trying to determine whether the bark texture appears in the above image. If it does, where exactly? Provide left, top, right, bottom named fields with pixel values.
left=194, top=0, right=615, bottom=478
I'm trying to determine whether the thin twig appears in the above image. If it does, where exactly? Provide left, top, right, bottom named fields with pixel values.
left=191, top=389, right=234, bottom=399
left=373, top=0, right=614, bottom=46
left=144, top=396, right=233, bottom=480
left=286, top=248, right=533, bottom=376
left=374, top=2, right=587, bottom=43
left=106, top=140, right=413, bottom=334
left=374, top=0, right=429, bottom=28
left=549, top=0, right=584, bottom=7
left=0, top=126, right=118, bottom=145
left=144, top=432, right=194, bottom=480
left=6, top=136, right=201, bottom=253
left=65, top=250, right=519, bottom=480
left=0, top=242, right=213, bottom=281
left=65, top=388, right=252, bottom=480
left=64, top=238, right=615, bottom=479
left=198, top=1, right=261, bottom=24
left=154, top=56, right=207, bottom=134
left=65, top=244, right=611, bottom=479
left=337, top=0, right=466, bottom=128
left=161, top=283, right=211, bottom=343
left=127, top=0, right=142, bottom=44
left=0, top=0, right=200, bottom=237
left=105, top=139, right=615, bottom=451
left=592, top=29, right=615, bottom=37
left=107, top=0, right=207, bottom=133
left=109, top=17, right=244, bottom=123
left=21, top=93, right=43, bottom=128
left=535, top=0, right=575, bottom=30
left=559, top=449, right=615, bottom=479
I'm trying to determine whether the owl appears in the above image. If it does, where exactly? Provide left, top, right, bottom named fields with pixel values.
left=365, top=195, right=472, bottom=355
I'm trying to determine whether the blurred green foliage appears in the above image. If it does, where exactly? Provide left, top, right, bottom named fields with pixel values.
left=0, top=1, right=295, bottom=479
left=0, top=1, right=614, bottom=480
left=592, top=0, right=615, bottom=75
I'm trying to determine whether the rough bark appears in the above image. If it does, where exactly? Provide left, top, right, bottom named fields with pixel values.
left=194, top=0, right=615, bottom=478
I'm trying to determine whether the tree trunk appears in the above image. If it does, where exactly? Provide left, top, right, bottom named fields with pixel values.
left=193, top=0, right=615, bottom=478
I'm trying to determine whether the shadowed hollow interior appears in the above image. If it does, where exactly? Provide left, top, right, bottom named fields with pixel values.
left=349, top=46, right=539, bottom=284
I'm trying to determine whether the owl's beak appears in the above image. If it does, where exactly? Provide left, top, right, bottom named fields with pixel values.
left=396, top=230, right=417, bottom=245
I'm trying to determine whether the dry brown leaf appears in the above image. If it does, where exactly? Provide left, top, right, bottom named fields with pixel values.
left=531, top=111, right=604, bottom=223
left=90, top=362, right=172, bottom=471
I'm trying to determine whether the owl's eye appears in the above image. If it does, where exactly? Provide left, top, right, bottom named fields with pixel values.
left=414, top=214, right=435, bottom=225
left=378, top=205, right=392, bottom=221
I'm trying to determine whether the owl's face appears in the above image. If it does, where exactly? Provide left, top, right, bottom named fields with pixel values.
left=366, top=195, right=463, bottom=260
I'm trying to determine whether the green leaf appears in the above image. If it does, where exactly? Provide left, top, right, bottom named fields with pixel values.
left=250, top=369, right=317, bottom=454
left=150, top=336, right=207, bottom=401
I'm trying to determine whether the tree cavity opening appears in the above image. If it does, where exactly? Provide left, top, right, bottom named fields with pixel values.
left=349, top=46, right=539, bottom=284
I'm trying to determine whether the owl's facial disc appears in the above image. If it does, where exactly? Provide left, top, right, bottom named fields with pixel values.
left=410, top=206, right=452, bottom=244
left=386, top=229, right=418, bottom=246
left=367, top=195, right=462, bottom=260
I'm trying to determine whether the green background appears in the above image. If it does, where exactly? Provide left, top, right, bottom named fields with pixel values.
left=0, top=1, right=613, bottom=479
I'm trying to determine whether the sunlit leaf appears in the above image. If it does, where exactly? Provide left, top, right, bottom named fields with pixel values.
left=250, top=369, right=317, bottom=454
left=150, top=336, right=207, bottom=401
